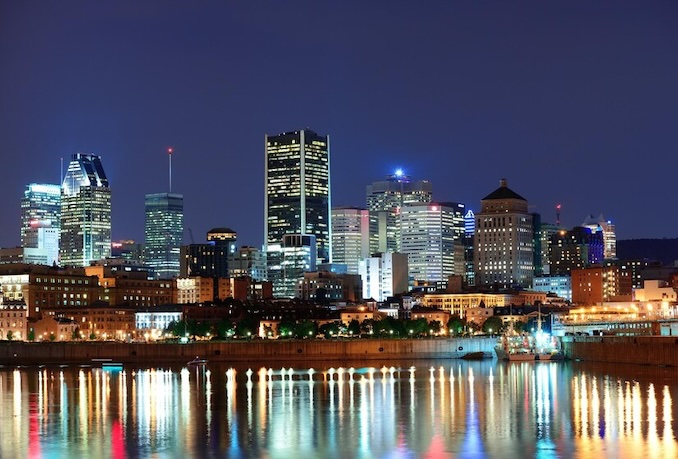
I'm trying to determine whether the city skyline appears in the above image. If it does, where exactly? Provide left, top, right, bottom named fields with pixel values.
left=1, top=2, right=677, bottom=250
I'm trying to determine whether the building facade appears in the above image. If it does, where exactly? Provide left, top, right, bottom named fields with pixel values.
left=582, top=214, right=616, bottom=259
left=474, top=179, right=534, bottom=288
left=400, top=202, right=466, bottom=284
left=549, top=226, right=604, bottom=276
left=359, top=252, right=408, bottom=302
left=60, top=153, right=111, bottom=267
left=144, top=193, right=184, bottom=279
left=21, top=183, right=61, bottom=265
left=331, top=207, right=370, bottom=275
left=366, top=172, right=432, bottom=254
left=265, top=129, right=331, bottom=291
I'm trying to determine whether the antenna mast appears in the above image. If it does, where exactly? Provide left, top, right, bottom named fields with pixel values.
left=168, top=147, right=173, bottom=192
left=60, top=157, right=63, bottom=185
left=556, top=204, right=562, bottom=227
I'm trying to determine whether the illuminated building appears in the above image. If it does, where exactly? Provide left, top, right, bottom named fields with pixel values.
left=400, top=202, right=466, bottom=284
left=366, top=172, right=432, bottom=254
left=84, top=263, right=174, bottom=307
left=571, top=266, right=625, bottom=305
left=20, top=183, right=61, bottom=246
left=474, top=179, right=534, bottom=289
left=180, top=227, right=237, bottom=278
left=0, top=298, right=27, bottom=341
left=359, top=252, right=408, bottom=302
left=582, top=214, right=616, bottom=259
left=228, top=246, right=266, bottom=281
left=144, top=193, right=184, bottom=279
left=60, top=153, right=111, bottom=267
left=420, top=291, right=548, bottom=317
left=538, top=222, right=560, bottom=275
left=265, top=129, right=331, bottom=293
left=278, top=234, right=317, bottom=298
left=464, top=209, right=475, bottom=286
left=548, top=226, right=604, bottom=276
left=111, top=240, right=144, bottom=264
left=297, top=271, right=363, bottom=302
left=532, top=275, right=572, bottom=301
left=331, top=207, right=370, bottom=274
left=21, top=183, right=61, bottom=265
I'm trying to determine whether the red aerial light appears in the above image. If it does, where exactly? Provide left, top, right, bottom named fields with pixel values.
left=168, top=147, right=173, bottom=154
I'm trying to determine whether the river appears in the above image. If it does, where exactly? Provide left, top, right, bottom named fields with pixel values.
left=1, top=359, right=676, bottom=458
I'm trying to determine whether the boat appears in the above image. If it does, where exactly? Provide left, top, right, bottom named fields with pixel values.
left=495, top=334, right=536, bottom=361
left=461, top=351, right=487, bottom=360
left=188, top=357, right=208, bottom=365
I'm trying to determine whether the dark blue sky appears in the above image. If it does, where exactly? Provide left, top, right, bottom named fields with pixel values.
left=1, top=1, right=677, bottom=248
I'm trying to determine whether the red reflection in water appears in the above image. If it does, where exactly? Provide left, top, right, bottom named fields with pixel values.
left=111, top=419, right=126, bottom=459
left=28, top=394, right=41, bottom=459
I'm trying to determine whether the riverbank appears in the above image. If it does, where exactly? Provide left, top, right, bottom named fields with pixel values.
left=0, top=337, right=496, bottom=365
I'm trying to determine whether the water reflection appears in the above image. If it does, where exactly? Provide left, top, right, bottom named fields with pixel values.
left=0, top=361, right=677, bottom=458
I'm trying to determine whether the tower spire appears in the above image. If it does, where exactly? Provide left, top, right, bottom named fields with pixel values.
left=168, top=147, right=173, bottom=192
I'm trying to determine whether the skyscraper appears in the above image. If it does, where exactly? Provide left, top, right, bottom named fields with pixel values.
left=21, top=183, right=61, bottom=246
left=331, top=206, right=370, bottom=274
left=144, top=193, right=184, bottom=279
left=366, top=171, right=432, bottom=254
left=400, top=202, right=466, bottom=284
left=474, top=179, right=534, bottom=289
left=265, top=129, right=330, bottom=295
left=60, top=153, right=111, bottom=267
left=582, top=214, right=616, bottom=259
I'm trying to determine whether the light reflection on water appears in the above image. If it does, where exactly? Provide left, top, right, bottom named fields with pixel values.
left=0, top=361, right=677, bottom=458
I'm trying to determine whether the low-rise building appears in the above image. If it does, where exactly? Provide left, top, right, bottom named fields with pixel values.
left=0, top=298, right=27, bottom=340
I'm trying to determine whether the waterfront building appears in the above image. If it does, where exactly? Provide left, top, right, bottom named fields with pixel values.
left=358, top=252, right=408, bottom=302
left=0, top=264, right=100, bottom=317
left=366, top=171, right=432, bottom=254
left=549, top=226, right=604, bottom=276
left=134, top=305, right=183, bottom=340
left=0, top=298, right=27, bottom=341
left=331, top=207, right=369, bottom=274
left=400, top=202, right=466, bottom=284
left=474, top=179, right=534, bottom=289
left=84, top=263, right=174, bottom=308
left=582, top=214, right=616, bottom=259
left=42, top=303, right=136, bottom=341
left=532, top=275, right=572, bottom=301
left=60, top=153, right=111, bottom=267
left=634, top=279, right=677, bottom=302
left=144, top=193, right=184, bottom=279
left=410, top=306, right=451, bottom=330
left=419, top=291, right=548, bottom=317
left=265, top=129, right=331, bottom=294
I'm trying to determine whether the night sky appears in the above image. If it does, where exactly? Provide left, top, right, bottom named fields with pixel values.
left=1, top=1, right=677, bottom=249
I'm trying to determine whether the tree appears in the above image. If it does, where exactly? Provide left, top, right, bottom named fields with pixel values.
left=89, top=332, right=97, bottom=340
left=482, top=316, right=503, bottom=335
left=447, top=314, right=466, bottom=336
left=72, top=327, right=81, bottom=341
left=347, top=319, right=361, bottom=336
left=428, top=320, right=442, bottom=335
left=49, top=333, right=56, bottom=342
left=28, top=329, right=35, bottom=342
left=6, top=330, right=13, bottom=341
left=215, top=318, right=235, bottom=339
left=235, top=315, right=258, bottom=338
left=296, top=320, right=317, bottom=338
left=319, top=322, right=340, bottom=339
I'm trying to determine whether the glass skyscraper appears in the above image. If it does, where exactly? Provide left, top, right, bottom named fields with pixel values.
left=331, top=207, right=369, bottom=275
left=144, top=193, right=184, bottom=279
left=366, top=172, right=432, bottom=254
left=21, top=183, right=61, bottom=246
left=265, top=129, right=330, bottom=296
left=60, top=153, right=111, bottom=267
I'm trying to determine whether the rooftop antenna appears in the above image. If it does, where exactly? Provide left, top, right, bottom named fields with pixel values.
left=556, top=204, right=562, bottom=227
left=168, top=147, right=173, bottom=192
left=60, top=157, right=63, bottom=185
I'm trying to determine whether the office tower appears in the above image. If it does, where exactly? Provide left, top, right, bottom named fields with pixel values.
left=474, top=179, right=534, bottom=289
left=60, top=153, right=111, bottom=267
left=366, top=171, right=432, bottom=254
left=582, top=214, right=616, bottom=259
left=144, top=193, right=184, bottom=279
left=549, top=226, right=604, bottom=276
left=21, top=183, right=61, bottom=246
left=539, top=222, right=560, bottom=275
left=464, top=209, right=475, bottom=286
left=358, top=252, right=408, bottom=302
left=278, top=234, right=317, bottom=298
left=229, top=246, right=266, bottom=281
left=400, top=202, right=466, bottom=284
left=331, top=207, right=370, bottom=274
left=180, top=228, right=237, bottom=278
left=265, top=129, right=331, bottom=295
left=111, top=240, right=144, bottom=264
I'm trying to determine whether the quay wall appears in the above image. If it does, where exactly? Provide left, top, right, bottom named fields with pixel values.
left=0, top=337, right=496, bottom=365
left=562, top=336, right=678, bottom=366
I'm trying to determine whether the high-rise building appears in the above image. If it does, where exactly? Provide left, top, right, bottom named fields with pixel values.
left=358, top=252, right=408, bottom=302
left=331, top=207, right=370, bottom=274
left=144, top=193, right=184, bottom=279
left=582, top=214, right=616, bottom=259
left=549, top=226, right=604, bottom=276
left=474, top=179, right=534, bottom=289
left=539, top=222, right=560, bottom=275
left=400, top=202, right=466, bottom=284
left=366, top=171, right=432, bottom=254
left=21, top=183, right=61, bottom=247
left=464, top=209, right=476, bottom=286
left=265, top=129, right=331, bottom=295
left=60, top=153, right=111, bottom=267
left=228, top=246, right=266, bottom=281
left=180, top=228, right=237, bottom=279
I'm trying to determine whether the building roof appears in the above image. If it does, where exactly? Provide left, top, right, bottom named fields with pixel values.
left=208, top=227, right=236, bottom=234
left=482, top=179, right=526, bottom=201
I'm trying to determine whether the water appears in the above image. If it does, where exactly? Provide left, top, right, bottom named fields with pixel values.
left=1, top=360, right=677, bottom=458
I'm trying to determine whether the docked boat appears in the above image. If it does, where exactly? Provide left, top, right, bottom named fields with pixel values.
left=495, top=334, right=536, bottom=361
left=461, top=351, right=487, bottom=360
